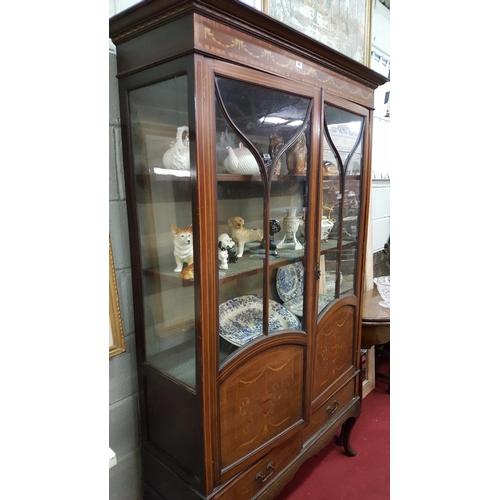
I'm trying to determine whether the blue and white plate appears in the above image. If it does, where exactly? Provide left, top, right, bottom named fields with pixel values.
left=219, top=294, right=301, bottom=346
left=282, top=294, right=334, bottom=317
left=276, top=262, right=304, bottom=303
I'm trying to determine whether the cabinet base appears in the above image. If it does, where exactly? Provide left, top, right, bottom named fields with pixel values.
left=256, top=398, right=361, bottom=500
left=141, top=398, right=360, bottom=500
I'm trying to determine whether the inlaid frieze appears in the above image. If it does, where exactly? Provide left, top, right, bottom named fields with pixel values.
left=219, top=346, right=304, bottom=468
left=195, top=15, right=373, bottom=107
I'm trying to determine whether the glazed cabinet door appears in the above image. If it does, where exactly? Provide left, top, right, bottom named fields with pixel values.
left=312, top=96, right=370, bottom=404
left=207, top=59, right=320, bottom=483
left=211, top=60, right=318, bottom=355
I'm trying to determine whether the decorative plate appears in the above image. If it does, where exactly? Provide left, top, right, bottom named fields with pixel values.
left=283, top=294, right=333, bottom=317
left=276, top=262, right=304, bottom=303
left=219, top=294, right=301, bottom=346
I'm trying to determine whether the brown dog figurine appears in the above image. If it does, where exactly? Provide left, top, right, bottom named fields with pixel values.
left=286, top=133, right=307, bottom=175
left=268, top=133, right=284, bottom=175
left=227, top=216, right=264, bottom=257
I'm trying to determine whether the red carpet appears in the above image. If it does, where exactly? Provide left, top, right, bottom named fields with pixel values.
left=276, top=383, right=390, bottom=500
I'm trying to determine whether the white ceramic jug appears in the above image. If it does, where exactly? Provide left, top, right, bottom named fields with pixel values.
left=162, top=126, right=190, bottom=170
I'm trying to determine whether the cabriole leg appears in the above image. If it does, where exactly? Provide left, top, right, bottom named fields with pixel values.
left=335, top=417, right=358, bottom=456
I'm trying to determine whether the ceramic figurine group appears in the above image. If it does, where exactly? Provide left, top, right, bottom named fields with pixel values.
left=172, top=210, right=304, bottom=277
left=162, top=124, right=341, bottom=179
left=170, top=218, right=258, bottom=278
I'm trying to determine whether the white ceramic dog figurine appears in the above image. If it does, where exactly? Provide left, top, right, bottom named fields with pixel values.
left=171, top=224, right=193, bottom=272
left=218, top=233, right=235, bottom=270
left=218, top=248, right=229, bottom=270
left=227, top=216, right=264, bottom=258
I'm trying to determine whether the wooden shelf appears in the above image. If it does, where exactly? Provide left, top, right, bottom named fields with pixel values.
left=138, top=171, right=361, bottom=184
left=142, top=239, right=346, bottom=285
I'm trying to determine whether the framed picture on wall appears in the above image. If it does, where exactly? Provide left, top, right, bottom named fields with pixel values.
left=239, top=0, right=264, bottom=10
left=109, top=238, right=125, bottom=357
left=263, top=0, right=371, bottom=65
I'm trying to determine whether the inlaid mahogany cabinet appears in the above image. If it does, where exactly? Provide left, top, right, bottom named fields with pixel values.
left=110, top=2, right=387, bottom=499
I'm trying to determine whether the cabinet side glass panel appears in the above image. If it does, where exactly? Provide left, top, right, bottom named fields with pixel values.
left=340, top=139, right=363, bottom=296
left=215, top=77, right=309, bottom=357
left=324, top=105, right=365, bottom=300
left=129, top=76, right=196, bottom=388
left=319, top=132, right=341, bottom=313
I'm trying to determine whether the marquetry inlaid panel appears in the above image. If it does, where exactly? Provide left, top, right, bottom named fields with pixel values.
left=194, top=15, right=374, bottom=108
left=312, top=304, right=356, bottom=401
left=219, top=346, right=304, bottom=468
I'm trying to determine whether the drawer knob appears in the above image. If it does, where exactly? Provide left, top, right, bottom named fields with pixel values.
left=255, top=462, right=274, bottom=483
left=326, top=399, right=340, bottom=415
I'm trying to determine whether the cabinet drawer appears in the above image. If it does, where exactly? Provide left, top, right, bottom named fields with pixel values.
left=302, top=379, right=356, bottom=443
left=216, top=433, right=300, bottom=500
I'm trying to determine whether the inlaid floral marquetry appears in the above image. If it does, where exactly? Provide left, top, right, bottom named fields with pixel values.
left=219, top=346, right=304, bottom=468
left=195, top=16, right=373, bottom=107
left=313, top=304, right=355, bottom=399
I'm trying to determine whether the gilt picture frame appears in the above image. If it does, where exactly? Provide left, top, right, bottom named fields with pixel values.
left=263, top=0, right=372, bottom=65
left=109, top=238, right=125, bottom=357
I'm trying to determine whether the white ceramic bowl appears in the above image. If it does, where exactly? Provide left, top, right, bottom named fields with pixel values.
left=373, top=276, right=390, bottom=308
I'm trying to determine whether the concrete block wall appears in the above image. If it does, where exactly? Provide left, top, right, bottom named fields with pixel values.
left=109, top=45, right=142, bottom=500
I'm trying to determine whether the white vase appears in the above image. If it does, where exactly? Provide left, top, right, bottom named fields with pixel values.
left=321, top=216, right=334, bottom=241
left=277, top=208, right=303, bottom=250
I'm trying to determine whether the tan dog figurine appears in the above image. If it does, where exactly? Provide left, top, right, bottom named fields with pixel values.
left=286, top=132, right=307, bottom=175
left=171, top=224, right=193, bottom=272
left=227, top=216, right=263, bottom=257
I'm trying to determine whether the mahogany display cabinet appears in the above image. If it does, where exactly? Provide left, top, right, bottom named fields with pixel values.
left=109, top=1, right=387, bottom=499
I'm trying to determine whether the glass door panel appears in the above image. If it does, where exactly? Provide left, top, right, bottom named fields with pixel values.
left=129, top=75, right=197, bottom=388
left=340, top=139, right=363, bottom=295
left=318, top=133, right=341, bottom=314
left=214, top=76, right=311, bottom=358
left=322, top=104, right=365, bottom=306
left=270, top=118, right=311, bottom=320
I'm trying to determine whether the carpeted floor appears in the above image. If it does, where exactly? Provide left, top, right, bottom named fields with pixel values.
left=275, top=382, right=390, bottom=500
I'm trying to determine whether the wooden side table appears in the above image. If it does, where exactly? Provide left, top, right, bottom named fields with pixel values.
left=361, top=287, right=390, bottom=397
